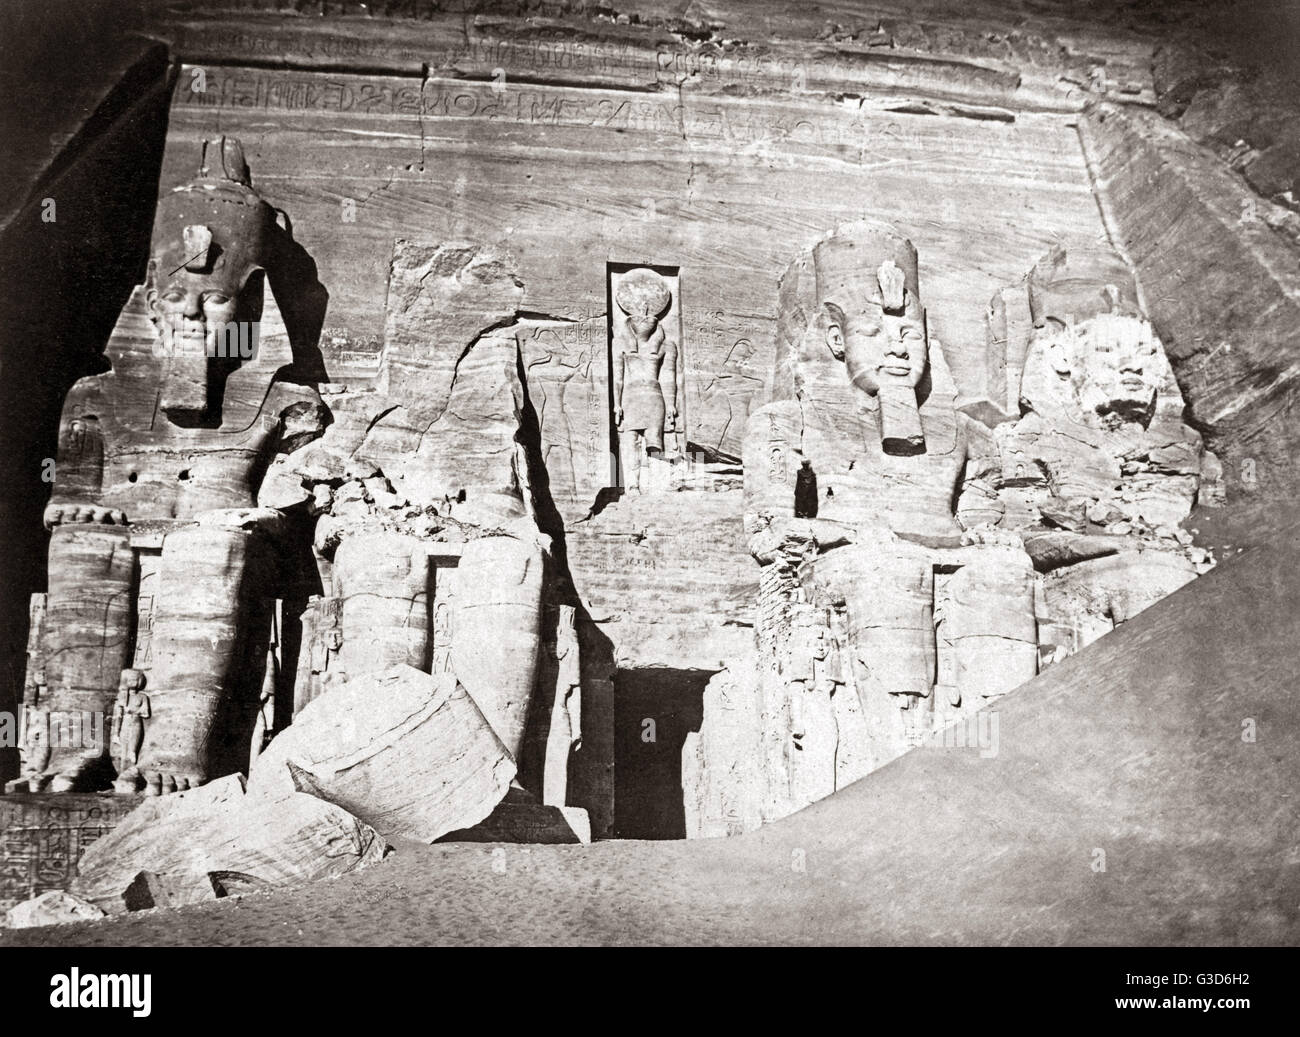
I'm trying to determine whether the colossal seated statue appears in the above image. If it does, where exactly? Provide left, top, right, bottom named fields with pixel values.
left=269, top=241, right=557, bottom=777
left=19, top=137, right=326, bottom=796
left=991, top=246, right=1212, bottom=656
left=686, top=222, right=1042, bottom=831
left=685, top=234, right=1218, bottom=838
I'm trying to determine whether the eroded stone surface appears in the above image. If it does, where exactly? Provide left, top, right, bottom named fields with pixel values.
left=72, top=774, right=387, bottom=912
left=248, top=666, right=516, bottom=844
left=685, top=224, right=1215, bottom=835
left=3, top=890, right=105, bottom=930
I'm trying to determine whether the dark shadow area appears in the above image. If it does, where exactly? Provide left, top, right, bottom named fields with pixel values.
left=0, top=40, right=175, bottom=782
left=269, top=211, right=330, bottom=385
left=612, top=667, right=711, bottom=840
left=515, top=344, right=617, bottom=838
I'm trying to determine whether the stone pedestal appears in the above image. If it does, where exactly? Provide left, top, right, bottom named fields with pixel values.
left=0, top=792, right=142, bottom=912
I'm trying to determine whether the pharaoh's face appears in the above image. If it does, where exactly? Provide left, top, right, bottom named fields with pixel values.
left=1075, top=313, right=1164, bottom=422
left=148, top=270, right=242, bottom=362
left=1025, top=314, right=1167, bottom=427
left=828, top=308, right=927, bottom=395
left=810, top=627, right=829, bottom=662
left=147, top=260, right=254, bottom=422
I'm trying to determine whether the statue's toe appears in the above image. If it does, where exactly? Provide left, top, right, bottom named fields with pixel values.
left=113, top=768, right=142, bottom=795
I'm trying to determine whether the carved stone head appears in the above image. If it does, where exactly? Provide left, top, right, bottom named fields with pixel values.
left=1072, top=313, right=1167, bottom=424
left=823, top=288, right=927, bottom=396
left=118, top=668, right=146, bottom=694
left=812, top=224, right=931, bottom=453
left=1022, top=248, right=1173, bottom=430
left=815, top=228, right=927, bottom=399
left=146, top=136, right=274, bottom=421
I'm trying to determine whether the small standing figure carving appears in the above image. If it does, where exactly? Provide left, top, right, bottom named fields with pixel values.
left=612, top=268, right=679, bottom=494
left=21, top=671, right=52, bottom=788
left=786, top=607, right=844, bottom=806
left=111, top=669, right=150, bottom=791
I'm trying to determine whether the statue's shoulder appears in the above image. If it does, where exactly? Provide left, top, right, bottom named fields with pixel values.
left=954, top=411, right=999, bottom=452
left=60, top=370, right=114, bottom=421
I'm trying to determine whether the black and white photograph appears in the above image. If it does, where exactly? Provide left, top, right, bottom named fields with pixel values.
left=0, top=0, right=1293, bottom=1012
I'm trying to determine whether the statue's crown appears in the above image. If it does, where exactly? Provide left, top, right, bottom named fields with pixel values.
left=151, top=136, right=273, bottom=292
left=813, top=221, right=922, bottom=320
left=1028, top=245, right=1143, bottom=328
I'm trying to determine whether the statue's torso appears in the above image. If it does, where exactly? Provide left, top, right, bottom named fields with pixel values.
left=56, top=373, right=295, bottom=521
left=621, top=349, right=666, bottom=431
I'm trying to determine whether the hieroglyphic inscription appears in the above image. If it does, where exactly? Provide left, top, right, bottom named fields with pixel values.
left=0, top=795, right=141, bottom=910
left=518, top=314, right=610, bottom=508
left=174, top=68, right=883, bottom=149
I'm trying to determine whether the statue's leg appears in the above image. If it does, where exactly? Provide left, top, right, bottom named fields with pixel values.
left=132, top=525, right=272, bottom=795
left=39, top=524, right=134, bottom=792
left=948, top=557, right=1038, bottom=704
left=792, top=682, right=838, bottom=806
left=333, top=532, right=430, bottom=677
left=846, top=554, right=934, bottom=704
left=844, top=552, right=935, bottom=766
left=620, top=430, right=642, bottom=493
left=451, top=536, right=544, bottom=761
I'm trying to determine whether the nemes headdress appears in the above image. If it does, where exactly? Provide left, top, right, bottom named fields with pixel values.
left=150, top=136, right=274, bottom=298
left=1028, top=245, right=1142, bottom=328
left=814, top=222, right=923, bottom=323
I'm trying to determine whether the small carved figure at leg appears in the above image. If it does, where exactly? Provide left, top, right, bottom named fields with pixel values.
left=112, top=669, right=149, bottom=793
left=21, top=702, right=53, bottom=792
left=39, top=524, right=134, bottom=792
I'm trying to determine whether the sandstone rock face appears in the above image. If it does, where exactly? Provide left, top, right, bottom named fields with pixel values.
left=3, top=890, right=105, bottom=930
left=565, top=490, right=755, bottom=672
left=248, top=666, right=516, bottom=844
left=1081, top=104, right=1300, bottom=502
left=73, top=774, right=387, bottom=912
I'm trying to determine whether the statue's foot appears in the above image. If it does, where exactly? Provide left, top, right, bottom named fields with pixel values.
left=142, top=769, right=205, bottom=797
left=113, top=767, right=143, bottom=795
left=44, top=751, right=113, bottom=793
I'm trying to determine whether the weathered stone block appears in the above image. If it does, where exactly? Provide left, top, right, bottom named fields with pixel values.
left=73, top=774, right=386, bottom=912
left=3, top=889, right=104, bottom=929
left=248, top=665, right=516, bottom=843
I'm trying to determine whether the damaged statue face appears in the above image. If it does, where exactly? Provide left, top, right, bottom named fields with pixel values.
left=1029, top=312, right=1167, bottom=427
left=145, top=137, right=274, bottom=422
left=148, top=263, right=244, bottom=362
left=1074, top=313, right=1165, bottom=424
